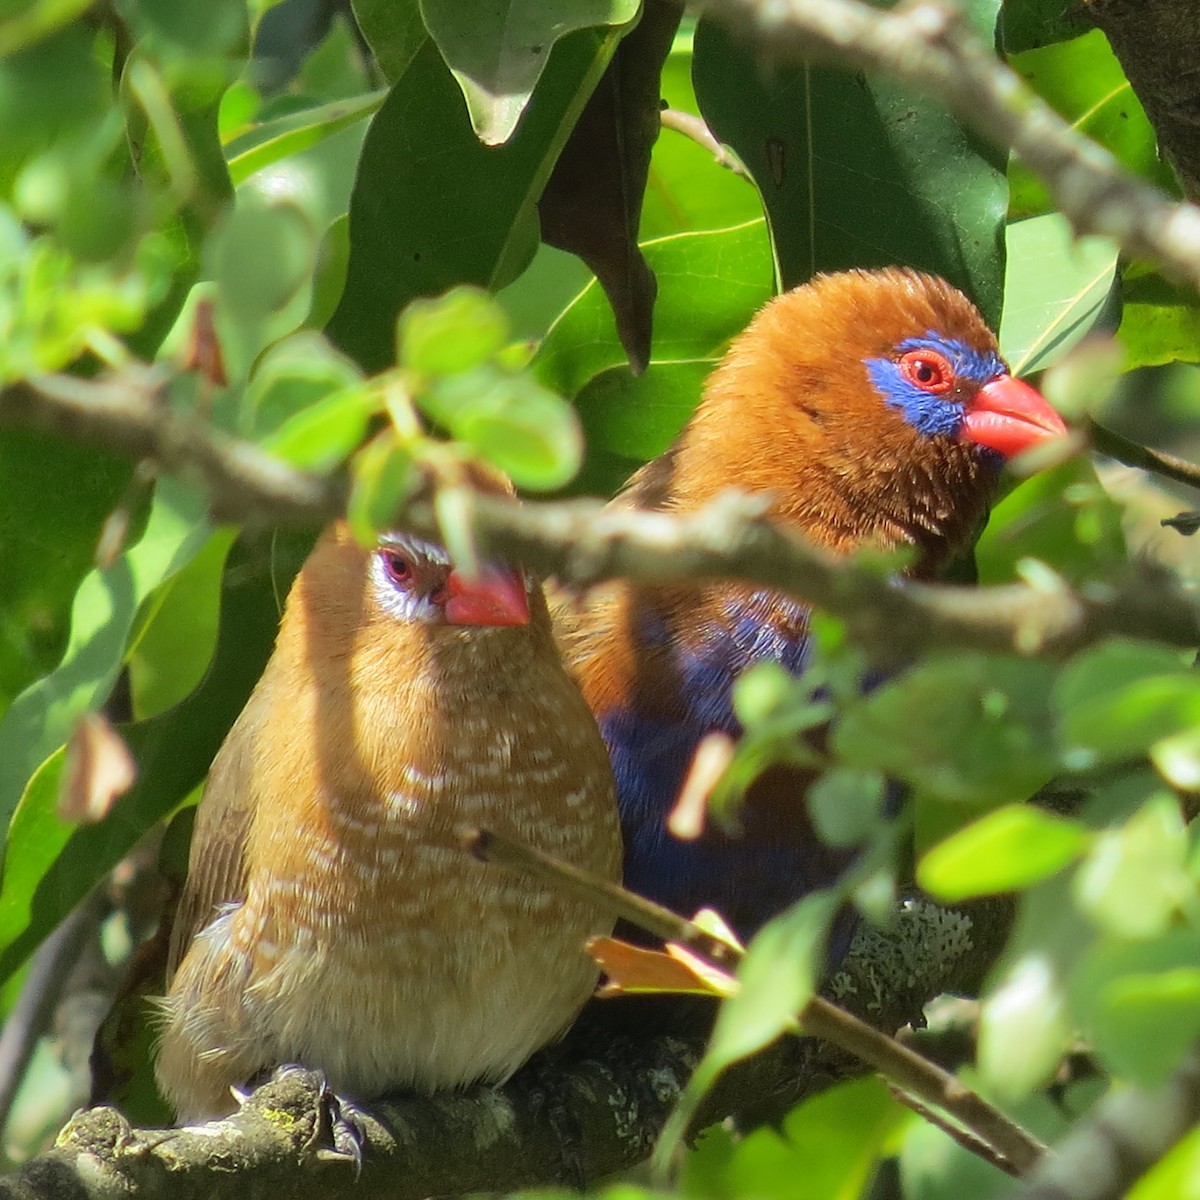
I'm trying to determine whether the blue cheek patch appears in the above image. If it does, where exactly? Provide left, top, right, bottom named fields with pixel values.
left=866, top=333, right=1006, bottom=441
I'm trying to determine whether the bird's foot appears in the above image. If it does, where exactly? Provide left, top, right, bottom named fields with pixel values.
left=241, top=1064, right=369, bottom=1175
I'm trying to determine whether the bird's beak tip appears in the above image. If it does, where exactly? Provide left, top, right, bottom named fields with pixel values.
left=444, top=566, right=531, bottom=627
left=962, top=375, right=1068, bottom=459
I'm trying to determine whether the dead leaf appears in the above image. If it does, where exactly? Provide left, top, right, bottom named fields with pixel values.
left=669, top=731, right=735, bottom=839
left=61, top=712, right=137, bottom=824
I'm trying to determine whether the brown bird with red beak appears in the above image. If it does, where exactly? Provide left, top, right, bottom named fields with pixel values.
left=155, top=481, right=622, bottom=1122
left=557, top=268, right=1068, bottom=946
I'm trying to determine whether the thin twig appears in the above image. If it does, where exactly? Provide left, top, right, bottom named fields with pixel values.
left=887, top=1082, right=1018, bottom=1177
left=464, top=825, right=1048, bottom=1176
left=1089, top=419, right=1200, bottom=493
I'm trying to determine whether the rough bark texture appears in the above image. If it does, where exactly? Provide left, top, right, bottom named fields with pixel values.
left=0, top=897, right=1006, bottom=1200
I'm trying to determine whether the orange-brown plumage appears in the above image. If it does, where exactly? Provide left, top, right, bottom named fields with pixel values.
left=556, top=268, right=1065, bottom=942
left=156, top=501, right=621, bottom=1121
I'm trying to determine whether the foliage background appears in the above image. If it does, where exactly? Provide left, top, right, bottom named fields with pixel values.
left=1, top=0, right=1200, bottom=1196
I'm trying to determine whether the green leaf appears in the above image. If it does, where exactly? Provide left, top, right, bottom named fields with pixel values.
left=351, top=0, right=427, bottom=81
left=654, top=893, right=836, bottom=1176
left=399, top=286, right=510, bottom=376
left=0, top=533, right=308, bottom=984
left=693, top=1, right=1007, bottom=322
left=975, top=457, right=1127, bottom=585
left=0, top=430, right=133, bottom=709
left=262, top=385, right=378, bottom=474
left=979, top=952, right=1071, bottom=1097
left=347, top=433, right=417, bottom=543
left=681, top=1076, right=901, bottom=1200
left=919, top=805, right=1089, bottom=901
left=0, top=478, right=211, bottom=843
left=639, top=33, right=763, bottom=240
left=1071, top=931, right=1200, bottom=1085
left=1074, top=794, right=1188, bottom=938
left=420, top=366, right=583, bottom=490
left=206, top=200, right=317, bottom=326
left=535, top=218, right=772, bottom=395
left=832, top=654, right=1057, bottom=806
left=999, top=213, right=1119, bottom=375
left=327, top=30, right=622, bottom=371
left=806, top=768, right=887, bottom=849
left=244, top=331, right=365, bottom=439
left=129, top=529, right=236, bottom=719
left=1055, top=640, right=1199, bottom=769
left=420, top=0, right=640, bottom=146
left=224, top=90, right=386, bottom=188
left=1008, top=31, right=1178, bottom=218
left=1118, top=272, right=1200, bottom=370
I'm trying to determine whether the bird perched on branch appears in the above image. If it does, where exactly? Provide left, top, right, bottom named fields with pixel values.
left=155, top=491, right=622, bottom=1123
left=557, top=268, right=1067, bottom=943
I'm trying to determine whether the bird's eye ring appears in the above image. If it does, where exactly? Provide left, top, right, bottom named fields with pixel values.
left=899, top=349, right=954, bottom=394
left=380, top=550, right=413, bottom=587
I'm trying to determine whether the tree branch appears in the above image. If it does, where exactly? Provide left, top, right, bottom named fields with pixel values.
left=0, top=891, right=1008, bottom=1200
left=697, top=0, right=1200, bottom=289
left=1003, top=1048, right=1200, bottom=1200
left=3, top=373, right=1198, bottom=664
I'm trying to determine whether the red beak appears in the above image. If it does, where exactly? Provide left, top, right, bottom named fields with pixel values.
left=961, top=375, right=1068, bottom=459
left=444, top=565, right=530, bottom=627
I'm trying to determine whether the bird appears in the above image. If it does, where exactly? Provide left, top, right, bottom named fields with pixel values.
left=556, top=267, right=1067, bottom=946
left=154, top=487, right=623, bottom=1123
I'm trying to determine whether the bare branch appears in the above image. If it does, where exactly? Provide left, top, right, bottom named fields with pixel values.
left=3, top=373, right=1198, bottom=665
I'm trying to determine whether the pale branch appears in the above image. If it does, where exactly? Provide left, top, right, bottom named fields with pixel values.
left=698, top=0, right=1200, bottom=290
left=0, top=891, right=1002, bottom=1200
left=467, top=827, right=1046, bottom=1175
left=1003, top=1048, right=1200, bottom=1200
left=3, top=373, right=1199, bottom=663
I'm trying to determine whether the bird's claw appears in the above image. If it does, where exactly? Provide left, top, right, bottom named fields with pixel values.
left=314, top=1076, right=368, bottom=1177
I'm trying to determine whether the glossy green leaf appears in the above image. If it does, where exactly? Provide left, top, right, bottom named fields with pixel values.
left=399, top=286, right=510, bottom=376
left=129, top=529, right=236, bottom=719
left=327, top=30, right=620, bottom=372
left=262, top=385, right=379, bottom=474
left=832, top=655, right=1057, bottom=806
left=420, top=0, right=639, bottom=146
left=979, top=952, right=1071, bottom=1097
left=1074, top=794, right=1188, bottom=938
left=919, top=805, right=1089, bottom=901
left=351, top=0, right=427, bottom=81
left=693, top=1, right=1007, bottom=322
left=1008, top=31, right=1177, bottom=218
left=0, top=478, right=211, bottom=842
left=224, top=90, right=386, bottom=188
left=1000, top=213, right=1119, bottom=375
left=639, top=32, right=763, bottom=240
left=535, top=219, right=772, bottom=398
left=0, top=533, right=307, bottom=985
left=0, top=430, right=133, bottom=710
left=975, top=457, right=1127, bottom=585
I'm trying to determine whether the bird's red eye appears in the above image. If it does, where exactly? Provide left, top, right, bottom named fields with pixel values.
left=899, top=349, right=954, bottom=394
left=381, top=550, right=412, bottom=587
